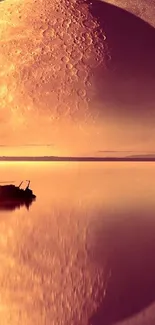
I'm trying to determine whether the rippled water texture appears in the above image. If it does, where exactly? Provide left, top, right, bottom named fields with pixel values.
left=0, top=162, right=155, bottom=325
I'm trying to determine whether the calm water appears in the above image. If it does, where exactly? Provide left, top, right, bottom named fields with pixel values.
left=1, top=162, right=155, bottom=325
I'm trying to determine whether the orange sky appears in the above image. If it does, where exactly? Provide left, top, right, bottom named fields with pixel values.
left=0, top=0, right=155, bottom=156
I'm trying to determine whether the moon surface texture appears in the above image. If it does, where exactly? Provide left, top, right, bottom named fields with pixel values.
left=0, top=0, right=109, bottom=151
left=0, top=0, right=155, bottom=152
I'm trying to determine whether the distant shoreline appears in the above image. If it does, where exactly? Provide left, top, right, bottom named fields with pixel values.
left=0, top=156, right=155, bottom=162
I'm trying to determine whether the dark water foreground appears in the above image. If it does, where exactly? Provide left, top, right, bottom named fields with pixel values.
left=0, top=162, right=155, bottom=325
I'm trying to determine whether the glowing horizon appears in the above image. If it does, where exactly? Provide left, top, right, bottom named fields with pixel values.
left=0, top=145, right=155, bottom=158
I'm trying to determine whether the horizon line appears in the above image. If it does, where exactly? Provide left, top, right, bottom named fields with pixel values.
left=0, top=155, right=155, bottom=162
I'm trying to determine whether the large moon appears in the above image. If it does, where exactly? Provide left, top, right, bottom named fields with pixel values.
left=0, top=0, right=155, bottom=153
left=0, top=0, right=108, bottom=151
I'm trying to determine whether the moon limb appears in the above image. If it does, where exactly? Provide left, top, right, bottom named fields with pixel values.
left=102, top=0, right=155, bottom=28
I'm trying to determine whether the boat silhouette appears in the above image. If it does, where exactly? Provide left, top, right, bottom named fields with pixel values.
left=0, top=180, right=36, bottom=211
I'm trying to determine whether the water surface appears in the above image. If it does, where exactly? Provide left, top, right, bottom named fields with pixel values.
left=0, top=162, right=155, bottom=325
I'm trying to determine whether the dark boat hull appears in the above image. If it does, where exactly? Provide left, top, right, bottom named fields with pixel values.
left=0, top=184, right=36, bottom=211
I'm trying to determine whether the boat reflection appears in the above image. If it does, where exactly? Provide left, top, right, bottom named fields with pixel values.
left=0, top=196, right=36, bottom=211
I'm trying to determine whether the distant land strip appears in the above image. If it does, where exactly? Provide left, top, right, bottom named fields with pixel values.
left=0, top=156, right=155, bottom=162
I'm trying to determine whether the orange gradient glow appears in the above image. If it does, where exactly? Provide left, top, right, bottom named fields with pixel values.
left=0, top=0, right=155, bottom=155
